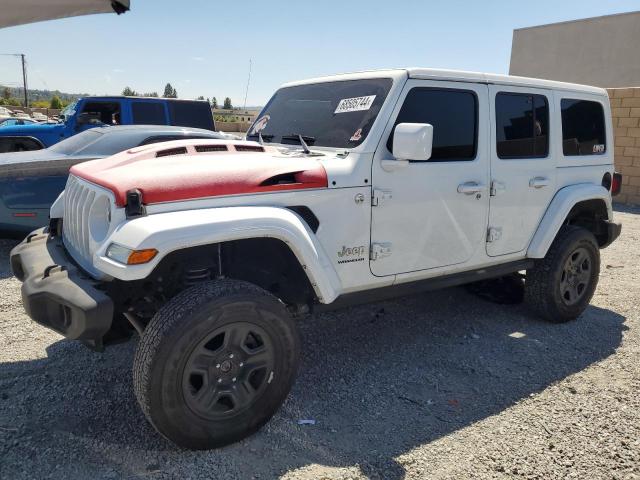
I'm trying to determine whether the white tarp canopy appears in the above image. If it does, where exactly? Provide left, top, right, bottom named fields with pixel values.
left=0, top=0, right=130, bottom=29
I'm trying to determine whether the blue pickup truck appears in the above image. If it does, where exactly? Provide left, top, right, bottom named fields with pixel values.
left=0, top=96, right=216, bottom=152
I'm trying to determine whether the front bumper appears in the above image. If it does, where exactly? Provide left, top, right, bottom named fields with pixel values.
left=10, top=228, right=113, bottom=350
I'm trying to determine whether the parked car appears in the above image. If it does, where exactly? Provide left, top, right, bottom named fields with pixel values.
left=0, top=106, right=13, bottom=122
left=31, top=112, right=49, bottom=122
left=0, top=96, right=216, bottom=152
left=0, top=117, right=38, bottom=127
left=10, top=68, right=621, bottom=449
left=0, top=124, right=224, bottom=236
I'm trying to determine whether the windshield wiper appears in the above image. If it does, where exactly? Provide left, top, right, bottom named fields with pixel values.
left=246, top=133, right=274, bottom=142
left=281, top=134, right=316, bottom=154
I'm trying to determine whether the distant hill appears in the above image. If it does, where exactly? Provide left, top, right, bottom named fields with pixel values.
left=1, top=85, right=88, bottom=103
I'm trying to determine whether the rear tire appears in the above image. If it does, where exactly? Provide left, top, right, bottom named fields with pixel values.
left=133, top=279, right=300, bottom=450
left=525, top=225, right=600, bottom=323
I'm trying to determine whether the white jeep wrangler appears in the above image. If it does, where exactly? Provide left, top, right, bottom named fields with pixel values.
left=10, top=68, right=622, bottom=449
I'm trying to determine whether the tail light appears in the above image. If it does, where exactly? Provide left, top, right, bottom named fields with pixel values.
left=612, top=172, right=622, bottom=196
left=602, top=172, right=622, bottom=196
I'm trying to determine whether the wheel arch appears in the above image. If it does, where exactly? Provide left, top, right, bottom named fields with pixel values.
left=527, top=184, right=612, bottom=258
left=94, top=206, right=341, bottom=304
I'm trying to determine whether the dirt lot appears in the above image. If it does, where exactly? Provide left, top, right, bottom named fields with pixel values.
left=1, top=207, right=639, bottom=480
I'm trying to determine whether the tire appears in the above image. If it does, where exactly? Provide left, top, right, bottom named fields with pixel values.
left=133, top=279, right=300, bottom=450
left=525, top=225, right=600, bottom=323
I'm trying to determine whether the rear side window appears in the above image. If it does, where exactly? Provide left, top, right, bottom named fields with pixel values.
left=0, top=175, right=68, bottom=208
left=132, top=102, right=166, bottom=125
left=496, top=92, right=549, bottom=159
left=138, top=135, right=212, bottom=146
left=561, top=99, right=606, bottom=156
left=169, top=102, right=215, bottom=131
left=0, top=137, right=44, bottom=153
left=387, top=88, right=477, bottom=161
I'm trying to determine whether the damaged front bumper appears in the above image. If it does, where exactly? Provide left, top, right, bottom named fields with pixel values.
left=10, top=228, right=114, bottom=350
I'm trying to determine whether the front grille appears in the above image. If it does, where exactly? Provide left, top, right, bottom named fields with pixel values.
left=63, top=175, right=96, bottom=261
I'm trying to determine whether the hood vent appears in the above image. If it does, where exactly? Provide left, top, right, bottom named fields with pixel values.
left=260, top=172, right=301, bottom=186
left=156, top=146, right=188, bottom=158
left=195, top=145, right=228, bottom=153
left=235, top=145, right=265, bottom=153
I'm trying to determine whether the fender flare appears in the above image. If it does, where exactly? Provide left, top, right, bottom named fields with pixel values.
left=93, top=206, right=342, bottom=304
left=527, top=183, right=612, bottom=258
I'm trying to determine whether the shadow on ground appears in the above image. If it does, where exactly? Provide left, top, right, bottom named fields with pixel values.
left=0, top=283, right=626, bottom=479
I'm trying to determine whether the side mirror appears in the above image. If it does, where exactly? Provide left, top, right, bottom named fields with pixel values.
left=392, top=123, right=433, bottom=161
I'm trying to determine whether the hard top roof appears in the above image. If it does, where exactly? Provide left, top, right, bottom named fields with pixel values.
left=282, top=67, right=607, bottom=95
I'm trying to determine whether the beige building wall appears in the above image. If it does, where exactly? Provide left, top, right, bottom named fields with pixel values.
left=510, top=12, right=640, bottom=88
left=608, top=88, right=640, bottom=205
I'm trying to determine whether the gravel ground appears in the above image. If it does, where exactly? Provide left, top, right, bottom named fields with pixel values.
left=1, top=207, right=639, bottom=480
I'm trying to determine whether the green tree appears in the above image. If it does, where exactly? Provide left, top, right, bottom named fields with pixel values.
left=50, top=95, right=62, bottom=109
left=223, top=97, right=232, bottom=109
left=163, top=83, right=177, bottom=98
left=196, top=95, right=205, bottom=100
left=143, top=92, right=159, bottom=97
left=211, top=97, right=218, bottom=109
left=122, top=86, right=138, bottom=96
left=2, top=87, right=10, bottom=101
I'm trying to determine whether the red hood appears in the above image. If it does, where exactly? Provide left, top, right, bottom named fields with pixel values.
left=69, top=140, right=328, bottom=206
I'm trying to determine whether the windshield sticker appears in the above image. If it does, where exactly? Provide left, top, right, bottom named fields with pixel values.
left=593, top=144, right=605, bottom=153
left=334, top=95, right=376, bottom=114
left=250, top=115, right=270, bottom=135
left=350, top=128, right=363, bottom=142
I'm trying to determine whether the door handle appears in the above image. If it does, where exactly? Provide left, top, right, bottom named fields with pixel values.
left=529, top=176, right=550, bottom=189
left=457, top=182, right=485, bottom=195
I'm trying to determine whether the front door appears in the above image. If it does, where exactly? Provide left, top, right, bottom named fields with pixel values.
left=370, top=80, right=490, bottom=277
left=486, top=85, right=557, bottom=256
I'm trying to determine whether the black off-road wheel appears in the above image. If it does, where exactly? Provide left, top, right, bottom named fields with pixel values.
left=525, top=225, right=600, bottom=323
left=133, top=279, right=300, bottom=450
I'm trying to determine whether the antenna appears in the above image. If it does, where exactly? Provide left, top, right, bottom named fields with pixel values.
left=243, top=58, right=252, bottom=110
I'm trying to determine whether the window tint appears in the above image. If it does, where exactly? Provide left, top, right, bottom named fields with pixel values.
left=561, top=99, right=606, bottom=156
left=132, top=102, right=166, bottom=125
left=0, top=175, right=68, bottom=208
left=387, top=88, right=477, bottom=161
left=0, top=137, right=44, bottom=153
left=138, top=135, right=214, bottom=146
left=169, top=102, right=215, bottom=131
left=496, top=93, right=548, bottom=159
left=80, top=101, right=120, bottom=125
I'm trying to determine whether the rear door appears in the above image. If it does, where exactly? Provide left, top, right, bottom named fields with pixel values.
left=487, top=85, right=557, bottom=256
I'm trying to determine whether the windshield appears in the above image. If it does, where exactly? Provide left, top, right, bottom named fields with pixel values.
left=49, top=129, right=104, bottom=155
left=247, top=78, right=392, bottom=149
left=60, top=101, right=78, bottom=122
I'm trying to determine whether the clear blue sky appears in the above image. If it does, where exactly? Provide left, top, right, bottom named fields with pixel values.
left=0, top=0, right=638, bottom=106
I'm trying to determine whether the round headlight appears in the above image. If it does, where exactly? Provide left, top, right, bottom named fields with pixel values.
left=89, top=195, right=111, bottom=243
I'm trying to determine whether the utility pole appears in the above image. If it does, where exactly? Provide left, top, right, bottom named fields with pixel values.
left=20, top=54, right=28, bottom=107
left=0, top=53, right=28, bottom=107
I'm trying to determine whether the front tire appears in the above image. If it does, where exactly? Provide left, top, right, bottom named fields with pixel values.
left=133, top=279, right=300, bottom=449
left=525, top=225, right=600, bottom=323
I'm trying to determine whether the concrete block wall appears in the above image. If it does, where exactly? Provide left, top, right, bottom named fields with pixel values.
left=608, top=88, right=640, bottom=205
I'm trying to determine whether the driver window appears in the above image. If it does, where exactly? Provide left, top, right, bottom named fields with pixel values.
left=80, top=102, right=121, bottom=125
left=387, top=88, right=478, bottom=161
